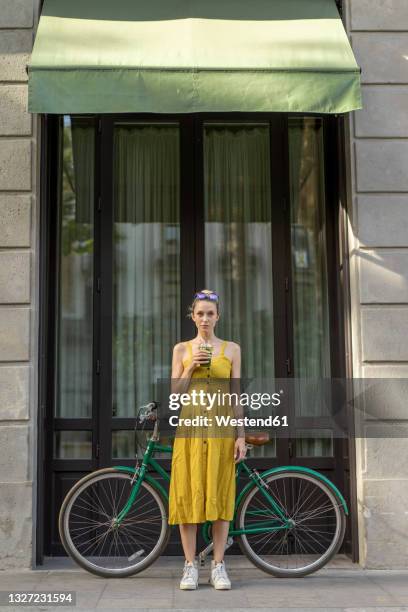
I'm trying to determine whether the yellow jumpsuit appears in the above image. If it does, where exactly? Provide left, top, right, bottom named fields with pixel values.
left=168, top=340, right=236, bottom=524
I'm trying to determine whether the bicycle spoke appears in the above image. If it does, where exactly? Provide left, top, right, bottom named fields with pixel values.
left=295, top=503, right=340, bottom=523
left=62, top=472, right=168, bottom=574
left=77, top=490, right=112, bottom=521
left=238, top=472, right=344, bottom=576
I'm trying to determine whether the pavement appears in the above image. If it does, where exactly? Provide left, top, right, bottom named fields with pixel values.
left=0, top=555, right=407, bottom=612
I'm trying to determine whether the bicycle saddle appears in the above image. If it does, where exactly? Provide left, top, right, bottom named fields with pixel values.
left=245, top=432, right=270, bottom=446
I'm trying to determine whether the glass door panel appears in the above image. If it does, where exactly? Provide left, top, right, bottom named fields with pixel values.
left=48, top=115, right=96, bottom=556
left=55, top=116, right=95, bottom=419
left=112, top=123, right=181, bottom=417
left=54, top=431, right=93, bottom=459
left=203, top=123, right=274, bottom=381
left=288, top=117, right=332, bottom=457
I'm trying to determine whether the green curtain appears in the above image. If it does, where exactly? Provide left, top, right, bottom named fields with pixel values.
left=203, top=124, right=275, bottom=458
left=57, top=118, right=94, bottom=420
left=289, top=118, right=331, bottom=383
left=113, top=125, right=180, bottom=417
left=289, top=118, right=332, bottom=457
left=203, top=125, right=274, bottom=380
left=72, top=123, right=95, bottom=223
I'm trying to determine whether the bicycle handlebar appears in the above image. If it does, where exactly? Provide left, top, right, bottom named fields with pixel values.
left=137, top=401, right=159, bottom=423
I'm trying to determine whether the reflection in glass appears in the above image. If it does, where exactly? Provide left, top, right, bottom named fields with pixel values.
left=56, top=116, right=94, bottom=418
left=112, top=430, right=136, bottom=459
left=54, top=431, right=92, bottom=459
left=112, top=430, right=174, bottom=459
left=296, top=429, right=333, bottom=457
left=289, top=117, right=330, bottom=385
left=113, top=124, right=180, bottom=417
left=246, top=435, right=276, bottom=458
left=203, top=123, right=274, bottom=382
left=289, top=117, right=331, bottom=456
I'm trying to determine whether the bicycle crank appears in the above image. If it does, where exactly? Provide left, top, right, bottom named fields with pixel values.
left=198, top=536, right=234, bottom=567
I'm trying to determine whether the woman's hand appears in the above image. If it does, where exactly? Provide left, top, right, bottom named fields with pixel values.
left=190, top=346, right=212, bottom=371
left=234, top=437, right=247, bottom=463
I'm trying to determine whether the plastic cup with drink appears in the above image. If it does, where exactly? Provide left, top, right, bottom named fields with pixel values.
left=199, top=342, right=213, bottom=367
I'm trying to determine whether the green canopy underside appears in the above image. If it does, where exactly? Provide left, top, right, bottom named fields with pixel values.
left=28, top=0, right=362, bottom=115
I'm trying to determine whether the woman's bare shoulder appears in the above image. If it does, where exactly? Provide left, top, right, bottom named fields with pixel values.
left=173, top=341, right=189, bottom=353
left=224, top=341, right=240, bottom=362
left=173, top=341, right=192, bottom=361
left=227, top=341, right=241, bottom=352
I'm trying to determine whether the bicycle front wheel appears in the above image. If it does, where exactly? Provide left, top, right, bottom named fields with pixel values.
left=58, top=468, right=171, bottom=578
left=236, top=470, right=346, bottom=578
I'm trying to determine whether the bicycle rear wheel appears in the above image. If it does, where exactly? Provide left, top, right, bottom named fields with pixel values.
left=58, top=468, right=171, bottom=577
left=236, top=470, right=346, bottom=577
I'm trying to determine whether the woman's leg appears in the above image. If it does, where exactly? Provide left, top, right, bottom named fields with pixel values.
left=212, top=519, right=230, bottom=563
left=179, top=523, right=198, bottom=562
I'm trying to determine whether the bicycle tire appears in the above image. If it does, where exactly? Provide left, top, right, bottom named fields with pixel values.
left=58, top=467, right=171, bottom=578
left=236, top=469, right=346, bottom=578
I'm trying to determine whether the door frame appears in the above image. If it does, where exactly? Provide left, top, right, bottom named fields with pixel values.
left=36, top=111, right=359, bottom=564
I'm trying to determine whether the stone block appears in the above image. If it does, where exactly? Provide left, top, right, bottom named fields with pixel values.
left=355, top=86, right=408, bottom=137
left=361, top=307, right=408, bottom=361
left=365, top=541, right=408, bottom=569
left=0, top=426, right=29, bottom=481
left=358, top=195, right=408, bottom=247
left=0, top=31, right=32, bottom=82
left=364, top=433, right=408, bottom=479
left=360, top=365, right=408, bottom=420
left=0, top=85, right=31, bottom=136
left=0, top=308, right=29, bottom=361
left=0, top=195, right=31, bottom=247
left=0, top=0, right=34, bottom=28
left=356, top=141, right=408, bottom=192
left=353, top=34, right=408, bottom=83
left=359, top=249, right=408, bottom=303
left=0, top=140, right=31, bottom=190
left=363, top=364, right=408, bottom=378
left=0, top=482, right=32, bottom=570
left=0, top=366, right=29, bottom=420
left=362, top=479, right=408, bottom=568
left=0, top=251, right=30, bottom=304
left=350, top=0, right=408, bottom=30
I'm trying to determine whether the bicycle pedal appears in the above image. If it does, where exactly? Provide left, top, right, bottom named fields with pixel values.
left=225, top=536, right=234, bottom=550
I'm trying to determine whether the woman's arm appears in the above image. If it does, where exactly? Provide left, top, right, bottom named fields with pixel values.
left=170, top=343, right=209, bottom=396
left=170, top=343, right=194, bottom=396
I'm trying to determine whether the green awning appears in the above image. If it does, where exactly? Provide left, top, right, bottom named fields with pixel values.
left=27, top=0, right=362, bottom=115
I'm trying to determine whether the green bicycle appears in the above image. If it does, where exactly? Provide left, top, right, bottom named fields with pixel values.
left=59, top=402, right=348, bottom=579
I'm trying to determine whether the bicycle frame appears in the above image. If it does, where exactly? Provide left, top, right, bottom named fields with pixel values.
left=113, top=434, right=348, bottom=541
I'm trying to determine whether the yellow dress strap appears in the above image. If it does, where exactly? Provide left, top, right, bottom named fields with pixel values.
left=220, top=340, right=228, bottom=356
left=182, top=341, right=193, bottom=364
left=187, top=341, right=193, bottom=359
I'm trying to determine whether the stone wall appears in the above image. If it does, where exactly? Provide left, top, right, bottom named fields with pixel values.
left=0, top=0, right=39, bottom=569
left=345, top=0, right=408, bottom=568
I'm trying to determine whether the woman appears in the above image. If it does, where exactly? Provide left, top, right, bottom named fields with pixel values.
left=168, top=289, right=246, bottom=591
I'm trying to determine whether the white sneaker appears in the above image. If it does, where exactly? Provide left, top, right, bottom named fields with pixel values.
left=209, top=559, right=231, bottom=590
left=180, top=559, right=199, bottom=590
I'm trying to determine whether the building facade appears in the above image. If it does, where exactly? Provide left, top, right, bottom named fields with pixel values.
left=0, top=0, right=407, bottom=569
